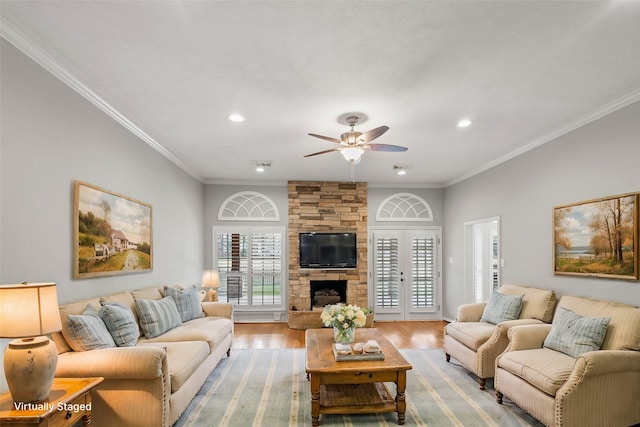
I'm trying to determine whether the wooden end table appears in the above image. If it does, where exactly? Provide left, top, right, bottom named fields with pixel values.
left=0, top=377, right=103, bottom=426
left=305, top=328, right=412, bottom=426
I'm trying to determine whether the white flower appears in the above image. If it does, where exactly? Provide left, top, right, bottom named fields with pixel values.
left=320, top=303, right=369, bottom=329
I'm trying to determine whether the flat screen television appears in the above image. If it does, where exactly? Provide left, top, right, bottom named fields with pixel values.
left=299, top=232, right=357, bottom=269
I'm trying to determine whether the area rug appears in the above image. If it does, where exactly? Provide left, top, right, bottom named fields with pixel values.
left=175, top=348, right=543, bottom=427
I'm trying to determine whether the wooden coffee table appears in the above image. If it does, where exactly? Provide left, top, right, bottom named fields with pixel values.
left=305, top=328, right=412, bottom=426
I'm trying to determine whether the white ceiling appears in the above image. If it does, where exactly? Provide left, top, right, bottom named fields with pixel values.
left=2, top=1, right=639, bottom=186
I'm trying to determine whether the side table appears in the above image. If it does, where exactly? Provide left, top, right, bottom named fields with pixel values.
left=0, top=377, right=103, bottom=426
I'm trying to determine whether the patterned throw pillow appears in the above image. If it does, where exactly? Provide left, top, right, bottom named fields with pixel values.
left=134, top=296, right=182, bottom=338
left=164, top=285, right=204, bottom=322
left=480, top=291, right=523, bottom=324
left=544, top=307, right=610, bottom=358
left=99, top=301, right=140, bottom=347
left=64, top=304, right=116, bottom=351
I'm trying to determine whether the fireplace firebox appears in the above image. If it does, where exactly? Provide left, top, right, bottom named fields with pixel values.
left=310, top=280, right=346, bottom=310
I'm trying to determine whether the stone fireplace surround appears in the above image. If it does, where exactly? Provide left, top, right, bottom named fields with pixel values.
left=288, top=181, right=368, bottom=329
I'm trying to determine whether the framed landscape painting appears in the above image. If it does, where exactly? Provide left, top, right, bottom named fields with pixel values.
left=553, top=192, right=639, bottom=280
left=74, top=180, right=152, bottom=278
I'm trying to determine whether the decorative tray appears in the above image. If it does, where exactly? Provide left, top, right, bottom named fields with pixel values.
left=332, top=342, right=385, bottom=361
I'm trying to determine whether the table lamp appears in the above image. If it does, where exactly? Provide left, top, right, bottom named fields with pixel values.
left=202, top=270, right=220, bottom=302
left=0, top=282, right=62, bottom=403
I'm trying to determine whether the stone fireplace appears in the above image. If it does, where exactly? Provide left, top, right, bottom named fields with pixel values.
left=287, top=181, right=368, bottom=328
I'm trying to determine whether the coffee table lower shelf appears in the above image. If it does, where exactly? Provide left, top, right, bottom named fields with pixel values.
left=318, top=382, right=396, bottom=415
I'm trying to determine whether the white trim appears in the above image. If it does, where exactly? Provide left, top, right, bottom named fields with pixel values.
left=218, top=191, right=280, bottom=221
left=445, top=88, right=640, bottom=187
left=0, top=19, right=203, bottom=183
left=376, top=193, right=433, bottom=221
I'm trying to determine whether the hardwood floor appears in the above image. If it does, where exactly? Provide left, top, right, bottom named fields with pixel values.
left=231, top=320, right=447, bottom=350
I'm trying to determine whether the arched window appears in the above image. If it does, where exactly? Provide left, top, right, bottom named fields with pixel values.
left=376, top=193, right=433, bottom=222
left=218, top=191, right=280, bottom=221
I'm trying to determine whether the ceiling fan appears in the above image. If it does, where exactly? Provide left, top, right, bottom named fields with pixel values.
left=304, top=115, right=408, bottom=164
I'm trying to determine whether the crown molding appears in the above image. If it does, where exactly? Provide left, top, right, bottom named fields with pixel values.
left=445, top=88, right=640, bottom=187
left=1, top=18, right=204, bottom=183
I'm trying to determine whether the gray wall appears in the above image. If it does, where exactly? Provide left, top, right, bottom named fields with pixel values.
left=1, top=41, right=205, bottom=389
left=442, top=100, right=640, bottom=320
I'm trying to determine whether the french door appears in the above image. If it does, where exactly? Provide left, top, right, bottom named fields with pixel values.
left=370, top=228, right=441, bottom=320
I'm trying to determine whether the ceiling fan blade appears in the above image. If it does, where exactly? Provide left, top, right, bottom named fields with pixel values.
left=362, top=143, right=408, bottom=152
left=358, top=125, right=389, bottom=143
left=304, top=147, right=342, bottom=157
left=308, top=133, right=343, bottom=144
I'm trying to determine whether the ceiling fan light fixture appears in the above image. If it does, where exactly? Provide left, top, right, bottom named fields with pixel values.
left=341, top=147, right=364, bottom=163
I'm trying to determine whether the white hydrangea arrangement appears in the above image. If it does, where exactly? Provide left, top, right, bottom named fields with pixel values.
left=320, top=303, right=368, bottom=330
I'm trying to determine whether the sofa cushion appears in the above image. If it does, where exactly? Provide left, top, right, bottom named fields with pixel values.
left=138, top=341, right=209, bottom=393
left=63, top=304, right=116, bottom=352
left=480, top=291, right=523, bottom=324
left=131, top=287, right=163, bottom=301
left=445, top=321, right=496, bottom=351
left=134, top=296, right=182, bottom=339
left=99, top=302, right=140, bottom=347
left=498, top=348, right=575, bottom=396
left=164, top=285, right=204, bottom=322
left=500, top=284, right=557, bottom=322
left=138, top=316, right=233, bottom=353
left=544, top=307, right=610, bottom=357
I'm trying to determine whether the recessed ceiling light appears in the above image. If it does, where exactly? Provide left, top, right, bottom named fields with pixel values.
left=457, top=118, right=472, bottom=128
left=393, top=165, right=407, bottom=175
left=253, top=161, right=271, bottom=172
left=229, top=113, right=245, bottom=122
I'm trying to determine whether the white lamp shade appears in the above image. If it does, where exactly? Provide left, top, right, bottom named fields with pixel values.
left=341, top=147, right=364, bottom=163
left=0, top=282, right=62, bottom=338
left=202, top=270, right=220, bottom=288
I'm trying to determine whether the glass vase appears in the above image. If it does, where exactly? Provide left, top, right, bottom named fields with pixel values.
left=333, top=325, right=356, bottom=344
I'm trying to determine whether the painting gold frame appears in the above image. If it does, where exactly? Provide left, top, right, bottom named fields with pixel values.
left=553, top=192, right=639, bottom=280
left=74, top=180, right=152, bottom=278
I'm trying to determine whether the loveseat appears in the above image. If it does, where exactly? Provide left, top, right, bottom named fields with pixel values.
left=51, top=285, right=234, bottom=427
left=444, top=284, right=557, bottom=389
left=495, top=295, right=640, bottom=427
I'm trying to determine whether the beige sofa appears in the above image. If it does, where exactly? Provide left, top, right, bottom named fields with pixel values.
left=444, top=284, right=557, bottom=389
left=51, top=285, right=234, bottom=427
left=495, top=295, right=640, bottom=427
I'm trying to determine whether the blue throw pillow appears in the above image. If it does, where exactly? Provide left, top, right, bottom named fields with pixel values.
left=99, top=301, right=140, bottom=347
left=544, top=307, right=610, bottom=358
left=480, top=291, right=523, bottom=324
left=64, top=304, right=116, bottom=351
left=134, top=296, right=182, bottom=339
left=164, top=285, right=204, bottom=322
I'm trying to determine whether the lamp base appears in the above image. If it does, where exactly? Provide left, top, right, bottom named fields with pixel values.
left=3, top=336, right=58, bottom=403
left=207, top=289, right=218, bottom=302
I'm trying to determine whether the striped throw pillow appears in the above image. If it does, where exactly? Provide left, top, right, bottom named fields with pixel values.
left=134, top=296, right=182, bottom=338
left=544, top=307, right=610, bottom=358
left=164, top=285, right=204, bottom=322
left=64, top=304, right=116, bottom=351
left=99, top=301, right=140, bottom=346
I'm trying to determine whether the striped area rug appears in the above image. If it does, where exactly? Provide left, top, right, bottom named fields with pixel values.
left=175, top=349, right=543, bottom=427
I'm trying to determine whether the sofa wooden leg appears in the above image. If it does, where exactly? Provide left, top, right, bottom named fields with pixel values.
left=479, top=378, right=486, bottom=390
left=227, top=348, right=231, bottom=357
left=496, top=391, right=503, bottom=404
left=445, top=352, right=450, bottom=362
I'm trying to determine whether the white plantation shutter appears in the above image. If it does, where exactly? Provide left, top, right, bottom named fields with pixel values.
left=214, top=227, right=284, bottom=309
left=375, top=236, right=400, bottom=309
left=411, top=236, right=435, bottom=309
left=250, top=232, right=282, bottom=306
